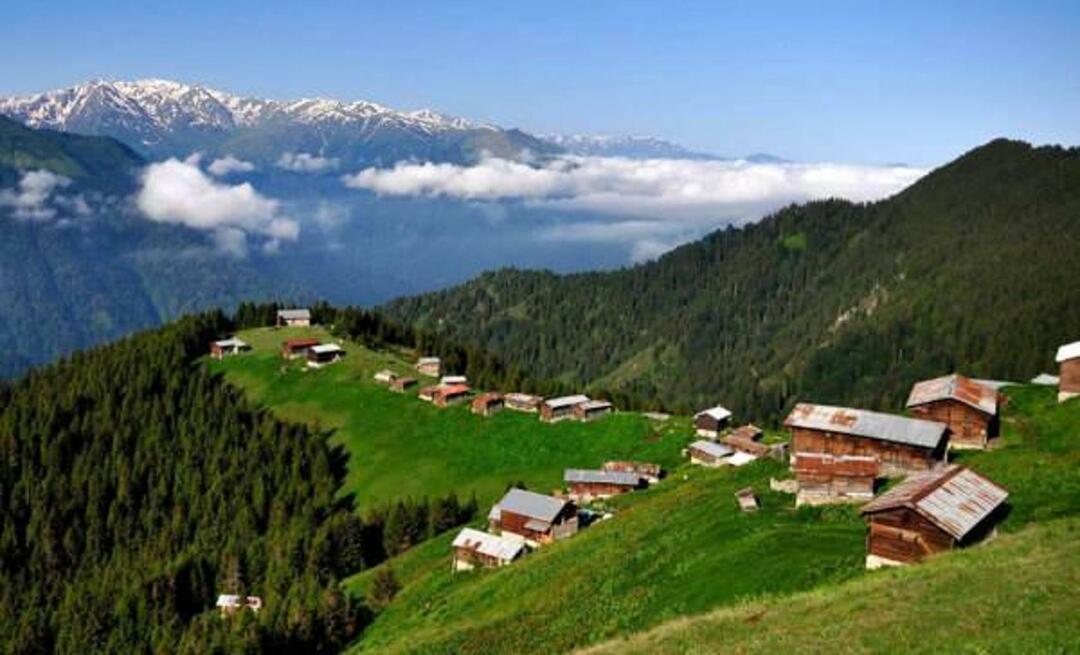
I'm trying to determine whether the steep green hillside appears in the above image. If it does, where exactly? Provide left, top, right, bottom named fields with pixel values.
left=384, top=140, right=1080, bottom=420
left=210, top=325, right=690, bottom=506
left=341, top=384, right=1080, bottom=653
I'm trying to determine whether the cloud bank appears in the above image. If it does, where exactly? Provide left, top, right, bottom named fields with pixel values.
left=207, top=155, right=256, bottom=176
left=136, top=157, right=299, bottom=256
left=342, top=155, right=926, bottom=261
left=277, top=152, right=339, bottom=173
left=0, top=169, right=73, bottom=220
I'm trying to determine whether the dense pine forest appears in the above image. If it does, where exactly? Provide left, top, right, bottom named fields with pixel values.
left=383, top=139, right=1080, bottom=421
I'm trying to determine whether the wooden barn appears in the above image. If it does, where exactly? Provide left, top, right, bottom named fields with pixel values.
left=432, top=384, right=471, bottom=407
left=416, top=356, right=441, bottom=377
left=210, top=337, right=250, bottom=359
left=471, top=392, right=504, bottom=416
left=373, top=369, right=397, bottom=384
left=540, top=395, right=590, bottom=423
left=602, top=460, right=662, bottom=484
left=791, top=452, right=879, bottom=506
left=451, top=527, right=525, bottom=572
left=1056, top=340, right=1080, bottom=402
left=488, top=488, right=578, bottom=547
left=563, top=469, right=643, bottom=501
left=504, top=393, right=544, bottom=413
left=389, top=377, right=418, bottom=393
left=276, top=308, right=311, bottom=327
left=694, top=405, right=733, bottom=438
left=861, top=465, right=1008, bottom=569
left=906, top=374, right=999, bottom=449
left=687, top=439, right=734, bottom=467
left=216, top=594, right=263, bottom=617
left=281, top=337, right=320, bottom=360
left=306, top=344, right=345, bottom=368
left=784, top=403, right=948, bottom=476
left=573, top=399, right=614, bottom=422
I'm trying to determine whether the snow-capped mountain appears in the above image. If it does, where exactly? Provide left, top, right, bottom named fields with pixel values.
left=539, top=134, right=722, bottom=160
left=0, top=79, right=555, bottom=165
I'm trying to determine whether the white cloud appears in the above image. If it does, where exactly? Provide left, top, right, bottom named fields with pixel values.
left=207, top=155, right=256, bottom=176
left=277, top=152, right=339, bottom=173
left=136, top=157, right=299, bottom=255
left=0, top=169, right=72, bottom=220
left=343, top=155, right=927, bottom=261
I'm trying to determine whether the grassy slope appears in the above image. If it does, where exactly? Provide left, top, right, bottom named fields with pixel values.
left=209, top=326, right=692, bottom=506
left=345, top=385, right=1080, bottom=654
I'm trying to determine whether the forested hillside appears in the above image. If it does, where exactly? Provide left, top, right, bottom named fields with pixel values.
left=384, top=139, right=1080, bottom=420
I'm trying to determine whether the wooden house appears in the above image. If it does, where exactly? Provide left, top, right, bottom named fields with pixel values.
left=210, top=337, right=250, bottom=359
left=451, top=527, right=525, bottom=572
left=694, top=405, right=732, bottom=438
left=791, top=452, right=879, bottom=506
left=488, top=488, right=578, bottom=547
left=440, top=375, right=468, bottom=386
left=276, top=308, right=311, bottom=327
left=504, top=393, right=544, bottom=413
left=471, top=392, right=504, bottom=416
left=687, top=439, right=734, bottom=467
left=1056, top=341, right=1080, bottom=402
left=563, top=469, right=643, bottom=501
left=573, top=399, right=614, bottom=422
left=281, top=337, right=320, bottom=360
left=540, top=395, right=590, bottom=423
left=432, top=384, right=470, bottom=407
left=734, top=487, right=759, bottom=512
left=906, top=374, right=999, bottom=450
left=216, top=594, right=263, bottom=617
left=389, top=377, right=417, bottom=393
left=416, top=356, right=441, bottom=377
left=602, top=460, right=662, bottom=484
left=373, top=369, right=397, bottom=384
left=306, top=344, right=345, bottom=368
left=861, top=465, right=1008, bottom=569
left=784, top=403, right=948, bottom=476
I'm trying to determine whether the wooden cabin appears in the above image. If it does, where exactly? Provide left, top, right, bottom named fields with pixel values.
left=276, top=308, right=311, bottom=327
left=488, top=488, right=578, bottom=547
left=694, top=405, right=732, bottom=438
left=721, top=424, right=769, bottom=457
left=451, top=527, right=524, bottom=572
left=573, top=399, right=613, bottom=422
left=216, top=594, right=263, bottom=617
left=791, top=452, right=878, bottom=506
left=861, top=465, right=1008, bottom=569
left=432, top=384, right=470, bottom=407
left=281, top=337, right=320, bottom=360
left=602, top=460, right=662, bottom=484
left=471, top=392, right=504, bottom=416
left=540, top=395, right=590, bottom=423
left=784, top=403, right=948, bottom=477
left=416, top=356, right=441, bottom=377
left=687, top=439, right=734, bottom=467
left=389, top=377, right=418, bottom=393
left=906, top=374, right=999, bottom=449
left=210, top=337, right=250, bottom=359
left=504, top=393, right=544, bottom=413
left=563, top=469, right=643, bottom=501
left=373, top=369, right=397, bottom=384
left=1056, top=341, right=1080, bottom=402
left=307, top=344, right=345, bottom=368
left=734, top=487, right=759, bottom=512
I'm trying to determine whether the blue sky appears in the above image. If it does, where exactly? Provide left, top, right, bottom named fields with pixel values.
left=2, top=0, right=1077, bottom=165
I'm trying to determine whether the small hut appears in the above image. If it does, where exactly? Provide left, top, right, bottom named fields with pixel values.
left=373, top=369, right=397, bottom=384
left=540, top=395, right=590, bottom=423
left=451, top=528, right=524, bottom=572
left=694, top=405, right=732, bottom=438
left=276, top=308, right=311, bottom=327
left=791, top=452, right=878, bottom=506
left=687, top=440, right=734, bottom=467
left=563, top=469, right=643, bottom=501
left=210, top=337, right=250, bottom=359
left=602, top=461, right=662, bottom=484
left=488, top=488, right=578, bottom=547
left=573, top=399, right=614, bottom=422
left=390, top=377, right=418, bottom=393
left=306, top=344, right=345, bottom=368
left=734, top=487, right=759, bottom=512
left=281, top=337, right=320, bottom=360
left=471, top=392, right=504, bottom=416
left=504, top=393, right=544, bottom=413
left=1056, top=341, right=1080, bottom=402
left=416, top=356, right=441, bottom=377
left=906, top=374, right=999, bottom=449
left=433, top=384, right=471, bottom=407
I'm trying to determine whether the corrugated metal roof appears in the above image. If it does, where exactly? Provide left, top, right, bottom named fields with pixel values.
left=695, top=405, right=732, bottom=421
left=283, top=338, right=320, bottom=348
left=440, top=375, right=468, bottom=385
left=309, top=344, right=344, bottom=354
left=494, top=488, right=569, bottom=522
left=784, top=403, right=946, bottom=450
left=1056, top=341, right=1080, bottom=363
left=1031, top=373, right=1061, bottom=386
left=545, top=395, right=590, bottom=410
left=906, top=374, right=998, bottom=415
left=689, top=440, right=733, bottom=458
left=861, top=465, right=1008, bottom=540
left=277, top=308, right=310, bottom=319
left=505, top=393, right=543, bottom=404
left=417, top=356, right=440, bottom=365
left=728, top=424, right=764, bottom=442
left=564, top=469, right=641, bottom=486
left=437, top=384, right=470, bottom=396
left=452, top=527, right=524, bottom=561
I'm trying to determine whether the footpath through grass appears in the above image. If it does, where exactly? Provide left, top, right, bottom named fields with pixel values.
left=209, top=326, right=691, bottom=506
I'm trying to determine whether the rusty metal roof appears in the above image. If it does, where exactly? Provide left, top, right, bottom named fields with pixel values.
left=1057, top=341, right=1080, bottom=363
left=784, top=403, right=947, bottom=450
left=728, top=424, right=764, bottom=441
left=906, top=374, right=998, bottom=415
left=564, top=469, right=641, bottom=486
left=861, top=465, right=1008, bottom=540
left=545, top=395, right=590, bottom=409
left=436, top=384, right=471, bottom=396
